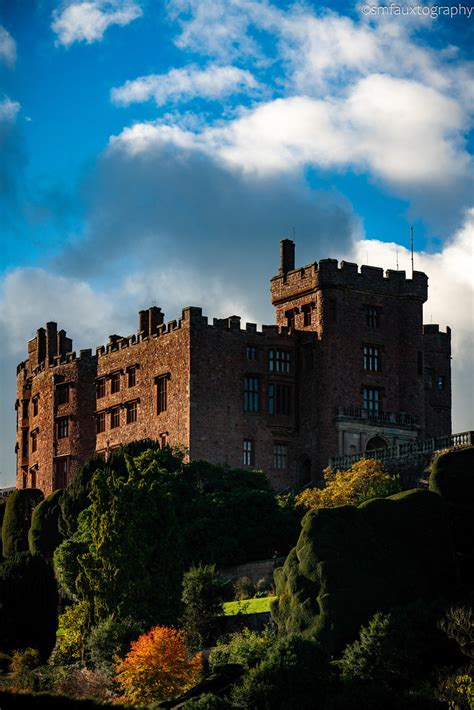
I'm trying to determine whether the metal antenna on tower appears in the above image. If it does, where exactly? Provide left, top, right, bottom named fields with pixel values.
left=410, top=225, right=414, bottom=277
left=396, top=248, right=399, bottom=271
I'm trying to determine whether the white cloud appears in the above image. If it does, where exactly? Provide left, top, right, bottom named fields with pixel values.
left=112, top=64, right=258, bottom=107
left=52, top=0, right=143, bottom=47
left=0, top=97, right=20, bottom=122
left=110, top=73, right=470, bottom=190
left=0, top=26, right=16, bottom=67
left=348, top=208, right=474, bottom=433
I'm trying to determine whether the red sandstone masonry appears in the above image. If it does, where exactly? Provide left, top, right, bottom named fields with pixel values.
left=15, top=242, right=451, bottom=495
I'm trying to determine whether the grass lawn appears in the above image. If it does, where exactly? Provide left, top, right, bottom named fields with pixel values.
left=222, top=596, right=276, bottom=616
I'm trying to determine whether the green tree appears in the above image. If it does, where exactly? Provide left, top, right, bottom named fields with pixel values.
left=86, top=616, right=145, bottom=675
left=2, top=489, right=44, bottom=557
left=182, top=564, right=225, bottom=650
left=29, top=489, right=65, bottom=559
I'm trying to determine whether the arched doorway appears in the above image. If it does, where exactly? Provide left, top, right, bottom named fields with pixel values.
left=298, top=458, right=312, bottom=486
left=365, top=435, right=388, bottom=451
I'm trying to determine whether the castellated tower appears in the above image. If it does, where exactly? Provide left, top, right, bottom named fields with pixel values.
left=16, top=241, right=451, bottom=495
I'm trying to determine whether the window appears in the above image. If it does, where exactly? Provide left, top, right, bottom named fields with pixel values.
left=246, top=346, right=257, bottom=360
left=437, top=375, right=445, bottom=391
left=273, top=443, right=288, bottom=469
left=285, top=310, right=295, bottom=329
left=243, top=439, right=254, bottom=466
left=55, top=458, right=68, bottom=489
left=365, top=305, right=380, bottom=328
left=126, top=400, right=137, bottom=424
left=111, top=372, right=121, bottom=394
left=363, top=387, right=381, bottom=415
left=110, top=407, right=120, bottom=429
left=269, top=350, right=291, bottom=374
left=22, top=429, right=28, bottom=458
left=57, top=383, right=69, bottom=405
left=128, top=367, right=136, bottom=388
left=96, top=378, right=106, bottom=398
left=57, top=416, right=69, bottom=439
left=157, top=375, right=168, bottom=414
left=160, top=433, right=168, bottom=448
left=303, top=307, right=312, bottom=326
left=32, top=396, right=39, bottom=416
left=30, top=468, right=37, bottom=489
left=31, top=431, right=37, bottom=453
left=268, top=383, right=291, bottom=416
left=244, top=376, right=259, bottom=413
left=96, top=411, right=106, bottom=434
left=363, top=345, right=381, bottom=372
left=22, top=400, right=29, bottom=419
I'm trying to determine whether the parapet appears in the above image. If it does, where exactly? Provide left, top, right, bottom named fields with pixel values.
left=423, top=324, right=451, bottom=351
left=271, top=258, right=428, bottom=304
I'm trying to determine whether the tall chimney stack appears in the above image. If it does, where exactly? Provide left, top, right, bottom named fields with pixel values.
left=280, top=239, right=295, bottom=275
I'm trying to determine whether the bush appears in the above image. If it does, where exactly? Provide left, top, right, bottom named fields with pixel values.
left=56, top=601, right=91, bottom=664
left=183, top=694, right=234, bottom=709
left=233, top=576, right=254, bottom=601
left=9, top=648, right=41, bottom=691
left=2, top=489, right=44, bottom=557
left=272, top=489, right=458, bottom=654
left=0, top=552, right=58, bottom=661
left=209, top=628, right=274, bottom=672
left=296, top=459, right=401, bottom=510
left=115, top=625, right=202, bottom=705
left=255, top=575, right=275, bottom=597
left=86, top=616, right=145, bottom=674
left=53, top=536, right=88, bottom=600
left=182, top=565, right=225, bottom=650
left=28, top=489, right=65, bottom=560
left=439, top=605, right=474, bottom=659
left=231, top=634, right=332, bottom=710
left=430, top=447, right=474, bottom=586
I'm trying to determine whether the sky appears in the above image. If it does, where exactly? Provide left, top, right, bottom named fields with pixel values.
left=0, top=0, right=473, bottom=486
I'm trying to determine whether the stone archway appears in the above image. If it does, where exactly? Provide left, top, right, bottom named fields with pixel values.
left=365, top=435, right=388, bottom=451
left=298, top=457, right=312, bottom=486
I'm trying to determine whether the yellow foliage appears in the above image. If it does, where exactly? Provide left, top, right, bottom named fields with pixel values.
left=447, top=674, right=474, bottom=710
left=115, top=625, right=202, bottom=705
left=296, top=459, right=395, bottom=510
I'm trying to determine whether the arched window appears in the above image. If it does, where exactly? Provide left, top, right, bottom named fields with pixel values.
left=365, top=435, right=388, bottom=451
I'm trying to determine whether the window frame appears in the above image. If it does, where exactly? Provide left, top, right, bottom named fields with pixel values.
left=243, top=439, right=254, bottom=467
left=126, top=400, right=138, bottom=424
left=57, top=383, right=70, bottom=405
left=273, top=443, right=288, bottom=470
left=363, top=345, right=381, bottom=372
left=110, top=372, right=121, bottom=394
left=268, top=349, right=291, bottom=374
left=57, top=416, right=69, bottom=439
left=363, top=386, right=382, bottom=416
left=156, top=374, right=168, bottom=415
left=96, top=410, right=106, bottom=434
left=96, top=378, right=106, bottom=399
left=244, top=375, right=260, bottom=413
left=110, top=406, right=120, bottom=429
left=365, top=305, right=380, bottom=329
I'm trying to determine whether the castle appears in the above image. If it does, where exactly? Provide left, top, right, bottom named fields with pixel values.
left=15, top=241, right=451, bottom=495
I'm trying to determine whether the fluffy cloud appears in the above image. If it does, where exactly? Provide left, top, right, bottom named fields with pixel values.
left=111, top=72, right=470, bottom=191
left=348, top=209, right=474, bottom=434
left=0, top=25, right=16, bottom=67
left=0, top=97, right=20, bottom=122
left=52, top=0, right=143, bottom=47
left=112, top=64, right=259, bottom=107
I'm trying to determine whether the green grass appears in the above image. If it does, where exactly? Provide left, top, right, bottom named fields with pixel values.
left=222, top=596, right=276, bottom=616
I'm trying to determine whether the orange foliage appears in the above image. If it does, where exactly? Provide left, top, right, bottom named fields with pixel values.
left=115, top=625, right=202, bottom=705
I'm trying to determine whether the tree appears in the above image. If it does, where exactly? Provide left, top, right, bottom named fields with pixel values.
left=2, top=489, right=44, bottom=557
left=295, top=459, right=401, bottom=511
left=86, top=616, right=145, bottom=675
left=29, top=489, right=65, bottom=559
left=0, top=552, right=58, bottom=661
left=115, top=625, right=202, bottom=705
left=181, top=564, right=225, bottom=650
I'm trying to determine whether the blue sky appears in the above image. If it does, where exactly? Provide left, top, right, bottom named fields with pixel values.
left=0, top=0, right=473, bottom=484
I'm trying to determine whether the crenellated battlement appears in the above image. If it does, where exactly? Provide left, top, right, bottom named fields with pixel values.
left=271, top=252, right=428, bottom=305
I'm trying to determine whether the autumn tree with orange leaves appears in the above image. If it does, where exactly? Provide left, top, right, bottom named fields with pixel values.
left=115, top=625, right=202, bottom=705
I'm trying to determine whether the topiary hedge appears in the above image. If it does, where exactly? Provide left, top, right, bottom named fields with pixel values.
left=429, top=446, right=474, bottom=586
left=2, top=489, right=44, bottom=558
left=29, top=489, right=66, bottom=559
left=271, top=489, right=458, bottom=654
left=0, top=552, right=58, bottom=661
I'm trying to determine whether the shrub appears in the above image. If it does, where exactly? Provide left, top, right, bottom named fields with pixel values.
left=9, top=648, right=41, bottom=691
left=255, top=575, right=275, bottom=597
left=2, top=489, right=44, bottom=557
left=233, top=576, right=254, bottom=601
left=339, top=601, right=462, bottom=690
left=56, top=600, right=91, bottom=664
left=209, top=628, right=274, bottom=672
left=115, top=625, right=202, bottom=705
left=430, top=447, right=474, bottom=586
left=295, top=459, right=401, bottom=510
left=0, top=552, right=58, bottom=661
left=86, top=616, right=145, bottom=674
left=182, top=565, right=225, bottom=650
left=231, top=634, right=332, bottom=710
left=183, top=694, right=234, bottom=709
left=53, top=536, right=88, bottom=600
left=439, top=605, right=474, bottom=659
left=272, top=490, right=458, bottom=654
left=28, top=489, right=65, bottom=559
